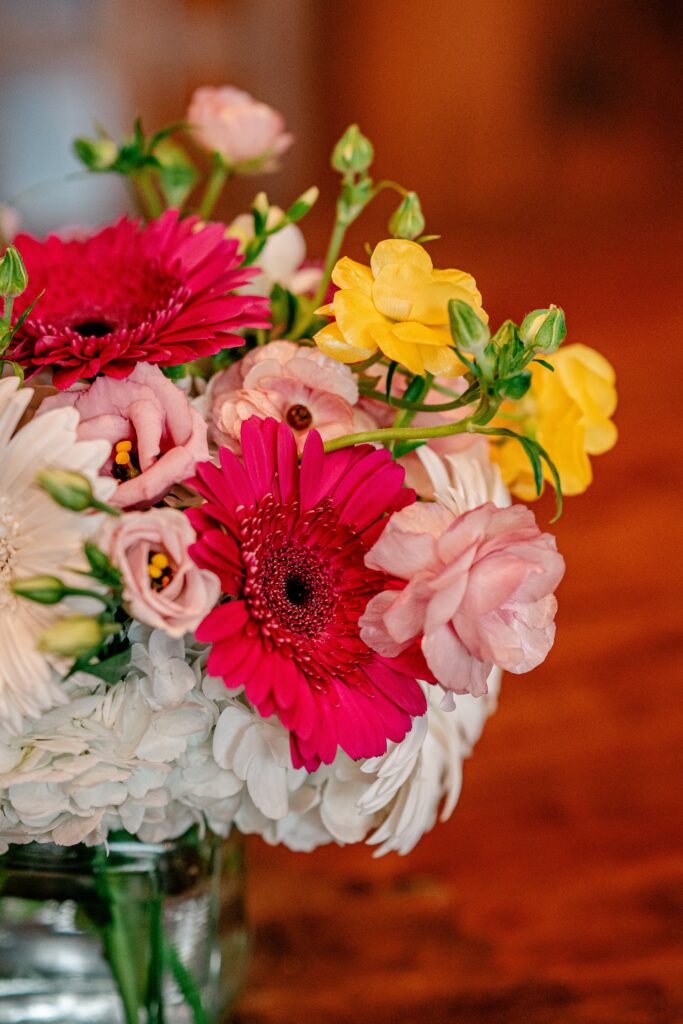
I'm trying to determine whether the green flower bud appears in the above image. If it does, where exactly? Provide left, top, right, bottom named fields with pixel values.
left=12, top=575, right=67, bottom=604
left=38, top=615, right=115, bottom=658
left=331, top=124, right=374, bottom=177
left=37, top=469, right=94, bottom=511
left=286, top=186, right=319, bottom=223
left=0, top=245, right=28, bottom=299
left=448, top=299, right=491, bottom=354
left=520, top=305, right=566, bottom=354
left=389, top=192, right=426, bottom=241
left=73, top=136, right=118, bottom=171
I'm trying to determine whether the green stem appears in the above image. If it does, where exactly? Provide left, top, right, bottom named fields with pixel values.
left=393, top=373, right=434, bottom=430
left=2, top=297, right=13, bottom=325
left=164, top=941, right=211, bottom=1024
left=359, top=383, right=479, bottom=412
left=372, top=178, right=409, bottom=198
left=199, top=161, right=230, bottom=220
left=311, top=216, right=348, bottom=312
left=323, top=417, right=472, bottom=453
left=91, top=497, right=123, bottom=517
left=135, top=171, right=164, bottom=220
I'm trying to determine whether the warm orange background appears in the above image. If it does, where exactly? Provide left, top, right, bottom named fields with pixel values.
left=1, top=2, right=681, bottom=1021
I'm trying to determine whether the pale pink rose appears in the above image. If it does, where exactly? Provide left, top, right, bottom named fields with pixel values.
left=0, top=204, right=19, bottom=243
left=187, top=86, right=293, bottom=170
left=205, top=340, right=378, bottom=453
left=98, top=508, right=220, bottom=638
left=40, top=363, right=208, bottom=508
left=360, top=502, right=565, bottom=697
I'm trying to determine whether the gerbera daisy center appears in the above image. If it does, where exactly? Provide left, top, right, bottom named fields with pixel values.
left=259, top=545, right=335, bottom=637
left=71, top=319, right=114, bottom=338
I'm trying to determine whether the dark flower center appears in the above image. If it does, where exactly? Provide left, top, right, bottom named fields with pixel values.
left=71, top=319, right=115, bottom=338
left=257, top=544, right=335, bottom=637
left=285, top=404, right=313, bottom=431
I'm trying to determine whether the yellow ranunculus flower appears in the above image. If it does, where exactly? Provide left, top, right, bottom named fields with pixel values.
left=313, top=239, right=486, bottom=377
left=493, top=343, right=618, bottom=498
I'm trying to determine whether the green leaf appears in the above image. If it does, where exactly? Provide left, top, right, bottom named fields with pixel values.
left=11, top=289, right=45, bottom=335
left=534, top=358, right=555, bottom=371
left=393, top=439, right=427, bottom=458
left=75, top=648, right=131, bottom=685
left=496, top=371, right=531, bottom=400
left=84, top=542, right=121, bottom=586
left=385, top=361, right=398, bottom=402
left=404, top=373, right=428, bottom=403
left=477, top=426, right=563, bottom=521
left=157, top=161, right=197, bottom=207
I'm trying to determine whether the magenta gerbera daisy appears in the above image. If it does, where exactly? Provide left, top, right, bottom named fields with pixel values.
left=9, top=210, right=269, bottom=389
left=186, top=417, right=432, bottom=771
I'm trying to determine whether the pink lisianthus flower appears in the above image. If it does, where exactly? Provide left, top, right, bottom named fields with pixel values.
left=40, top=363, right=209, bottom=508
left=187, top=86, right=293, bottom=171
left=360, top=502, right=565, bottom=697
left=204, top=340, right=377, bottom=454
left=98, top=508, right=220, bottom=638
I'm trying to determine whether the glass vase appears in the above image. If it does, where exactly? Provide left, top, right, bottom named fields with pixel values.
left=0, top=830, right=249, bottom=1024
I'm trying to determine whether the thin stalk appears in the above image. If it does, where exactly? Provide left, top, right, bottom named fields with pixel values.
left=393, top=373, right=434, bottom=430
left=163, top=941, right=211, bottom=1024
left=135, top=171, right=164, bottom=220
left=198, top=161, right=230, bottom=220
left=323, top=417, right=472, bottom=453
left=310, top=216, right=348, bottom=312
left=358, top=383, right=479, bottom=412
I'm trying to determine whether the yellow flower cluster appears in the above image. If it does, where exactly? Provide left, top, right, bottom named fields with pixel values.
left=314, top=239, right=485, bottom=377
left=493, top=343, right=618, bottom=498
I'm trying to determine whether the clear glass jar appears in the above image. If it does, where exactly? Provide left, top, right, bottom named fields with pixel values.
left=0, top=830, right=248, bottom=1024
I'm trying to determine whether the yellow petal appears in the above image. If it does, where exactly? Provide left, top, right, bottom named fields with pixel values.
left=313, top=320, right=376, bottom=364
left=393, top=321, right=453, bottom=347
left=420, top=344, right=467, bottom=377
left=370, top=238, right=432, bottom=278
left=369, top=323, right=425, bottom=375
left=333, top=287, right=390, bottom=352
left=314, top=303, right=334, bottom=317
left=431, top=269, right=487, bottom=322
left=331, top=257, right=374, bottom=296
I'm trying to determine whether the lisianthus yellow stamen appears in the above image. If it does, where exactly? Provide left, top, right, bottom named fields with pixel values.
left=115, top=440, right=132, bottom=453
left=147, top=550, right=174, bottom=591
left=314, top=239, right=486, bottom=377
left=492, top=343, right=618, bottom=498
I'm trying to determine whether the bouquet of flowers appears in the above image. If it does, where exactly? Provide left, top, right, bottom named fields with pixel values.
left=0, top=85, right=617, bottom=1022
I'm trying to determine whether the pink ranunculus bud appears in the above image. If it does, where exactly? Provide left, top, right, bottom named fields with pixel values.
left=360, top=502, right=565, bottom=697
left=187, top=85, right=293, bottom=171
left=39, top=363, right=209, bottom=509
left=98, top=507, right=220, bottom=638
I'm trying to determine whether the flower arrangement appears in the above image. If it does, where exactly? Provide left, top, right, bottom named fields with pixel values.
left=0, top=85, right=617, bottom=1022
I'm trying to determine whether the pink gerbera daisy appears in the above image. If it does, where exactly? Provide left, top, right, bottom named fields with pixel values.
left=9, top=210, right=269, bottom=389
left=186, top=417, right=432, bottom=770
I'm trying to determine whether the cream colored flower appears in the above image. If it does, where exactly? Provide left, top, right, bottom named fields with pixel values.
left=0, top=377, right=114, bottom=733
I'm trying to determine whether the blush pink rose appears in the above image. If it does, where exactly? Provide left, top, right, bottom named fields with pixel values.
left=360, top=502, right=565, bottom=697
left=187, top=86, right=293, bottom=170
left=204, top=340, right=378, bottom=453
left=40, top=363, right=209, bottom=508
left=98, top=508, right=220, bottom=638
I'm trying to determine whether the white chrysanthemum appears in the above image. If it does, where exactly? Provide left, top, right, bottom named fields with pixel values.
left=0, top=377, right=114, bottom=732
left=418, top=444, right=511, bottom=514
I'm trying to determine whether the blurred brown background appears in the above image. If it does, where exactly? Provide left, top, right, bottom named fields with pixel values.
left=1, top=1, right=682, bottom=1021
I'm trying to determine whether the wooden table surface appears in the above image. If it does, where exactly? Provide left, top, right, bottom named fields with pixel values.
left=235, top=213, right=683, bottom=1024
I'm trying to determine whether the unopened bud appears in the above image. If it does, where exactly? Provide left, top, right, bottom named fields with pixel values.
left=331, top=124, right=374, bottom=177
left=73, top=136, right=118, bottom=171
left=0, top=245, right=28, bottom=299
left=389, top=192, right=426, bottom=241
left=38, top=615, right=117, bottom=657
left=286, top=186, right=319, bottom=223
left=448, top=299, right=491, bottom=354
left=520, top=305, right=566, bottom=353
left=37, top=469, right=94, bottom=511
left=12, top=575, right=67, bottom=605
